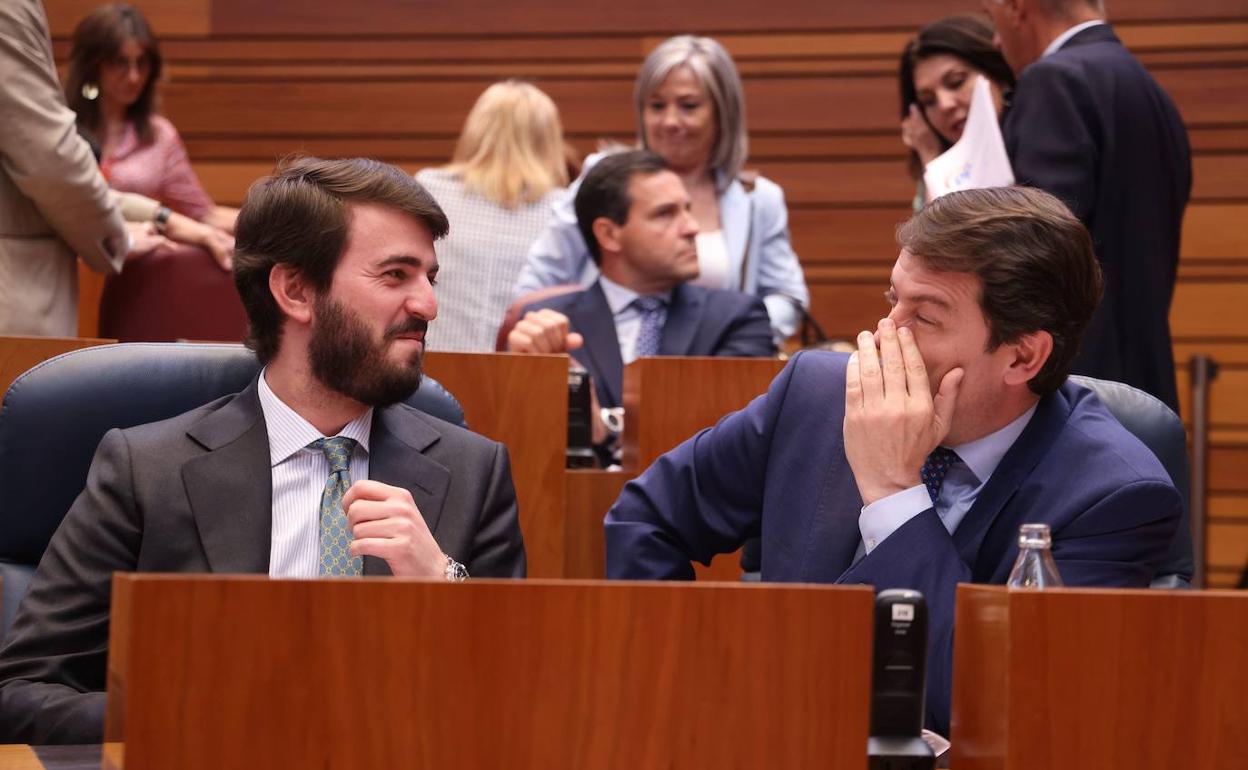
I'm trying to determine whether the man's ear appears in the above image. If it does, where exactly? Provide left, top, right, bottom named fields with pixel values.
left=591, top=216, right=623, bottom=258
left=1002, top=329, right=1053, bottom=387
left=269, top=264, right=315, bottom=326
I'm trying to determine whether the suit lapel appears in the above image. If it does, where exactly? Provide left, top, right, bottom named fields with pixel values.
left=658, top=283, right=704, bottom=356
left=182, top=383, right=273, bottom=573
left=951, top=390, right=1070, bottom=570
left=367, top=404, right=450, bottom=576
left=568, top=282, right=625, bottom=407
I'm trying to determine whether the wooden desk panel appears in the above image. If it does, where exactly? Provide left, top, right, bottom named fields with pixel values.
left=106, top=575, right=874, bottom=769
left=952, top=585, right=1248, bottom=770
left=422, top=352, right=568, bottom=578
left=0, top=745, right=42, bottom=770
left=564, top=469, right=631, bottom=579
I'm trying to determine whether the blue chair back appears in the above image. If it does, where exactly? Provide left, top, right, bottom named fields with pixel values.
left=0, top=343, right=465, bottom=636
left=1069, top=375, right=1193, bottom=588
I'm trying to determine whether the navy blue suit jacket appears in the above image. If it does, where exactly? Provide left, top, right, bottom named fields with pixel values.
left=605, top=351, right=1182, bottom=734
left=522, top=280, right=775, bottom=408
left=1004, top=24, right=1190, bottom=410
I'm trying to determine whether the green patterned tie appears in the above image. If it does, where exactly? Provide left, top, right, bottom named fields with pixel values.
left=311, top=436, right=362, bottom=576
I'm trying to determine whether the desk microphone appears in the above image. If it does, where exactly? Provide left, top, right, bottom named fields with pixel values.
left=867, top=589, right=935, bottom=770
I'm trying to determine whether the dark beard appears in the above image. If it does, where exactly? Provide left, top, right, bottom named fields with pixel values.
left=308, top=295, right=427, bottom=407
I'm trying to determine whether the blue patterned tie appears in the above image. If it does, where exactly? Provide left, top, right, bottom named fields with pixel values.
left=632, top=296, right=667, bottom=358
left=311, top=436, right=362, bottom=576
left=920, top=447, right=961, bottom=505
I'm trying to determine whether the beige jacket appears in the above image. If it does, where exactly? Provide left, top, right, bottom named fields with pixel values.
left=0, top=0, right=126, bottom=336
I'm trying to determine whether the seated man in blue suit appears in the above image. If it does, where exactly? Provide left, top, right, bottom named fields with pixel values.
left=507, top=150, right=775, bottom=421
left=605, top=186, right=1182, bottom=735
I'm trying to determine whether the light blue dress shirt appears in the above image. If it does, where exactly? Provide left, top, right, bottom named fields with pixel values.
left=858, top=404, right=1038, bottom=554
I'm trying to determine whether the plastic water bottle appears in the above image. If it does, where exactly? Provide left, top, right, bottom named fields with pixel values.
left=1006, top=523, right=1063, bottom=588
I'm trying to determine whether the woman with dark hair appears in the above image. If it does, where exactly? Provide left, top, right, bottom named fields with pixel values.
left=899, top=16, right=1015, bottom=209
left=65, top=4, right=236, bottom=233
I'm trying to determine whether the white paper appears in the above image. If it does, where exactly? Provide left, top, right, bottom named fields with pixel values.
left=923, top=76, right=1014, bottom=200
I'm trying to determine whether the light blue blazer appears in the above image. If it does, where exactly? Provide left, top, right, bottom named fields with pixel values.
left=513, top=152, right=810, bottom=341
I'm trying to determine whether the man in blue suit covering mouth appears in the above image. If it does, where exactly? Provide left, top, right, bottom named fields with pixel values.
left=605, top=185, right=1182, bottom=735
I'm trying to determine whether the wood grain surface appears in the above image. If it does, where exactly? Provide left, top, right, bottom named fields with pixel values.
left=422, top=352, right=568, bottom=578
left=952, top=585, right=1248, bottom=770
left=105, top=574, right=874, bottom=769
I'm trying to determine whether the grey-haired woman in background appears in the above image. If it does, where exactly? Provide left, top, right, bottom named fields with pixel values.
left=513, top=35, right=809, bottom=343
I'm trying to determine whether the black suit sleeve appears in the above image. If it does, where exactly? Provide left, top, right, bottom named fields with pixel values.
left=0, top=429, right=144, bottom=744
left=714, top=296, right=777, bottom=358
left=464, top=442, right=526, bottom=578
left=1005, top=60, right=1101, bottom=221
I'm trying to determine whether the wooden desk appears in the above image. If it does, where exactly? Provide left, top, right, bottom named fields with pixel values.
left=104, top=575, right=874, bottom=769
left=952, top=585, right=1248, bottom=770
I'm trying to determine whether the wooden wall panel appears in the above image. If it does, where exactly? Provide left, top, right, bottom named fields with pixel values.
left=41, top=0, right=1248, bottom=583
left=205, top=0, right=1248, bottom=36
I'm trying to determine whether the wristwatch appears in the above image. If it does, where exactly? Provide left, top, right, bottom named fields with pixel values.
left=443, top=554, right=469, bottom=582
left=599, top=407, right=625, bottom=437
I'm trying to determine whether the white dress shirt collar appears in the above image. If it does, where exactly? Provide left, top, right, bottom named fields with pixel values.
left=598, top=274, right=673, bottom=316
left=1043, top=19, right=1106, bottom=58
left=948, top=403, right=1038, bottom=485
left=257, top=368, right=373, bottom=465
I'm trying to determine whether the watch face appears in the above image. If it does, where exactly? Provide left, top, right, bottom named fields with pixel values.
left=444, top=557, right=469, bottom=582
left=601, top=407, right=625, bottom=435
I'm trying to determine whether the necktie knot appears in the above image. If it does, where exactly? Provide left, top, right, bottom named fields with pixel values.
left=632, top=295, right=666, bottom=314
left=920, top=446, right=961, bottom=505
left=311, top=436, right=357, bottom=475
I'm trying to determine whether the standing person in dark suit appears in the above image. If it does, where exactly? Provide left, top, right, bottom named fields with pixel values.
left=0, top=157, right=526, bottom=745
left=985, top=0, right=1191, bottom=410
left=506, top=150, right=775, bottom=425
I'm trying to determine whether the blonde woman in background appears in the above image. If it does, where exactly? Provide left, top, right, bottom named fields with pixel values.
left=416, top=81, right=569, bottom=351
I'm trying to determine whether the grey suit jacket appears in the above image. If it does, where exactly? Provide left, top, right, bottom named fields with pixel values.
left=0, top=0, right=127, bottom=335
left=0, top=381, right=526, bottom=744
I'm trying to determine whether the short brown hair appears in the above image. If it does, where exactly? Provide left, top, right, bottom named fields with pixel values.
left=896, top=187, right=1103, bottom=395
left=234, top=156, right=449, bottom=363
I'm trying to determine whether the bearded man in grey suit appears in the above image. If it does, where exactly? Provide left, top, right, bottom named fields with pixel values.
left=0, top=156, right=527, bottom=744
left=0, top=0, right=128, bottom=335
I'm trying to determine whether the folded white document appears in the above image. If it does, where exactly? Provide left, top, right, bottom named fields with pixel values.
left=923, top=75, right=1014, bottom=200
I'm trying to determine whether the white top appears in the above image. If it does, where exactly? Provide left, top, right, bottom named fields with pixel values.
left=1043, top=19, right=1106, bottom=58
left=858, top=404, right=1038, bottom=554
left=692, top=229, right=731, bottom=290
left=415, top=168, right=564, bottom=352
left=598, top=274, right=672, bottom=366
left=258, top=370, right=373, bottom=577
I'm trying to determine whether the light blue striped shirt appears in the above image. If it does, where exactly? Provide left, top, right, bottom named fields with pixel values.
left=257, top=370, right=373, bottom=577
left=858, top=404, right=1037, bottom=555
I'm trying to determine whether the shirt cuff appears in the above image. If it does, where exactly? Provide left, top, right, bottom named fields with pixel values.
left=858, top=485, right=932, bottom=555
